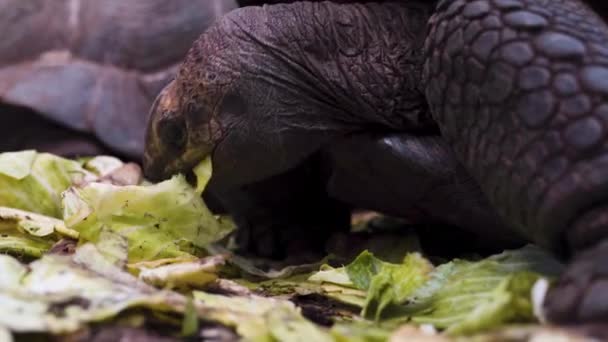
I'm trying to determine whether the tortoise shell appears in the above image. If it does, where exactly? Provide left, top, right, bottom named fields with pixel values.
left=0, top=0, right=238, bottom=158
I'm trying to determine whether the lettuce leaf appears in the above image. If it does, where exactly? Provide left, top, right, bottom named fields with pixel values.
left=0, top=207, right=78, bottom=258
left=0, top=240, right=187, bottom=335
left=391, top=246, right=564, bottom=335
left=193, top=292, right=333, bottom=342
left=0, top=151, right=94, bottom=217
left=62, top=172, right=234, bottom=262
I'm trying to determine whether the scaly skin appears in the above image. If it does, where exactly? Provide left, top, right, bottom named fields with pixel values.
left=145, top=0, right=608, bottom=324
left=425, top=0, right=608, bottom=323
left=425, top=0, right=608, bottom=253
left=144, top=1, right=434, bottom=184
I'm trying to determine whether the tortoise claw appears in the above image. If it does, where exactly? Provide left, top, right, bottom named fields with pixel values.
left=545, top=240, right=608, bottom=324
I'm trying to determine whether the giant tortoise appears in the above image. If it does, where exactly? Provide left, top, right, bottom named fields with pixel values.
left=144, top=0, right=608, bottom=324
left=0, top=0, right=238, bottom=159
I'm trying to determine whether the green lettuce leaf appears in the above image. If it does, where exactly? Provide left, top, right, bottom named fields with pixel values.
left=0, top=207, right=78, bottom=258
left=331, top=251, right=433, bottom=319
left=192, top=156, right=212, bottom=195
left=309, top=246, right=562, bottom=336
left=345, top=251, right=387, bottom=290
left=397, top=246, right=564, bottom=335
left=363, top=253, right=433, bottom=320
left=62, top=172, right=234, bottom=262
left=0, top=151, right=94, bottom=217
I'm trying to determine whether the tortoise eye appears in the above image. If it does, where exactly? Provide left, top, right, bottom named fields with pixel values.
left=159, top=116, right=187, bottom=150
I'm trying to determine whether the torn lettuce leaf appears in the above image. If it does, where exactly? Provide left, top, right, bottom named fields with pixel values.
left=308, top=246, right=563, bottom=336
left=0, top=207, right=78, bottom=257
left=0, top=207, right=76, bottom=238
left=0, top=234, right=51, bottom=259
left=208, top=243, right=327, bottom=280
left=311, top=251, right=434, bottom=320
left=0, top=255, right=27, bottom=288
left=338, top=251, right=433, bottom=320
left=308, top=252, right=434, bottom=314
left=0, top=151, right=95, bottom=217
left=309, top=264, right=354, bottom=288
left=135, top=255, right=225, bottom=289
left=62, top=171, right=234, bottom=262
left=192, top=156, right=213, bottom=195
left=387, top=246, right=564, bottom=335
left=0, top=242, right=188, bottom=334
left=193, top=292, right=333, bottom=342
left=362, top=253, right=433, bottom=320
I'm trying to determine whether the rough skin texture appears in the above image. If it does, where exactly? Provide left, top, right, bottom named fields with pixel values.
left=145, top=0, right=608, bottom=324
left=144, top=1, right=434, bottom=185
left=425, top=0, right=608, bottom=252
left=425, top=0, right=608, bottom=324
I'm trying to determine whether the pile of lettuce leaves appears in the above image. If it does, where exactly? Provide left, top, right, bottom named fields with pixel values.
left=0, top=150, right=592, bottom=341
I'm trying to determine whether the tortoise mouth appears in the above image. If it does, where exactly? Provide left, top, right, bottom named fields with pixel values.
left=143, top=138, right=209, bottom=182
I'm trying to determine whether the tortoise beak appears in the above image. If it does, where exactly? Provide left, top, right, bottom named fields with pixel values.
left=143, top=81, right=177, bottom=181
left=143, top=81, right=210, bottom=182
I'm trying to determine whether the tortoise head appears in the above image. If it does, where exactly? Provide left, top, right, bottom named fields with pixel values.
left=143, top=79, right=217, bottom=181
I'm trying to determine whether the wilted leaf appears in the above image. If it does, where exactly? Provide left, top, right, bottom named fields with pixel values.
left=135, top=255, right=226, bottom=289
left=0, top=233, right=51, bottom=258
left=0, top=255, right=27, bottom=288
left=0, top=207, right=77, bottom=257
left=193, top=292, right=333, bottom=341
left=208, top=243, right=326, bottom=280
left=95, top=229, right=129, bottom=267
left=0, top=243, right=187, bottom=334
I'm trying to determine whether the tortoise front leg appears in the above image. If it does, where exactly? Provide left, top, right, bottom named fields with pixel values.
left=425, top=0, right=608, bottom=323
left=323, top=132, right=525, bottom=251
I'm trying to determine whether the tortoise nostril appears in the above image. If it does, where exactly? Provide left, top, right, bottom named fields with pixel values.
left=159, top=117, right=187, bottom=150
